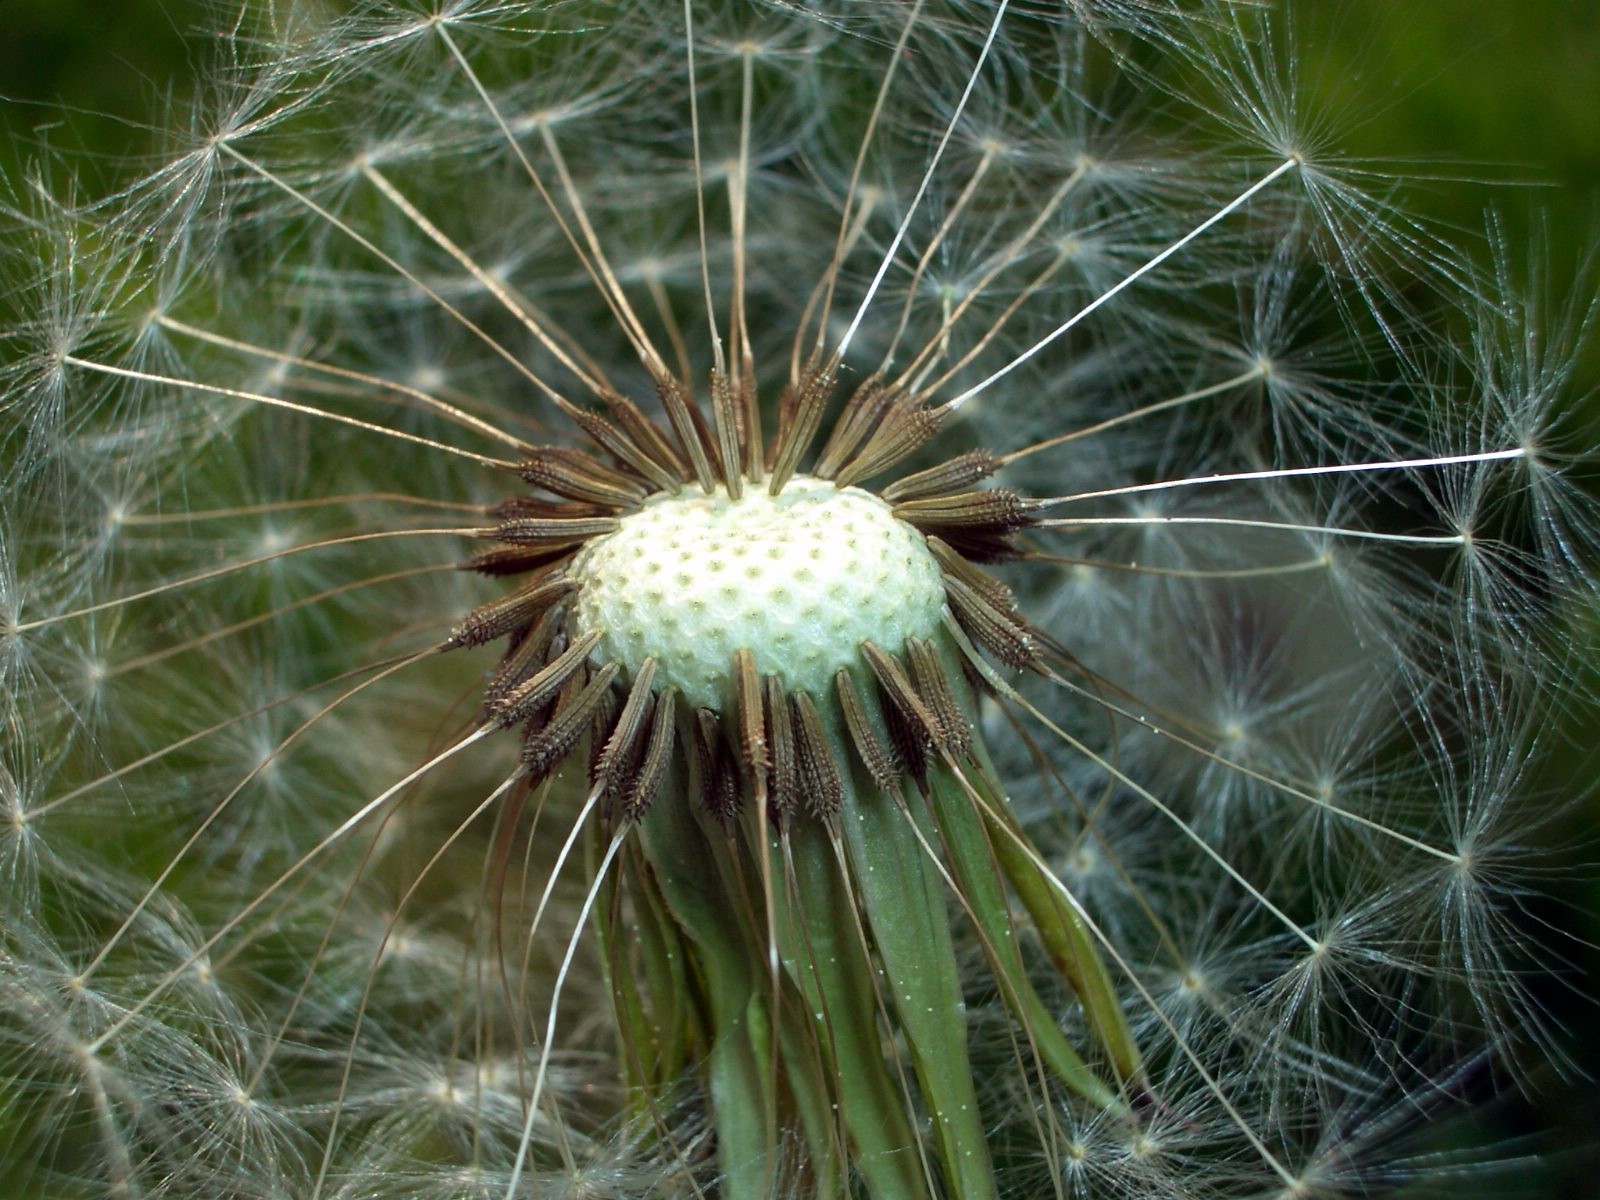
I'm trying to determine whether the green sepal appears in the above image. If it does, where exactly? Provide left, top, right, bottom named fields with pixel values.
left=772, top=814, right=932, bottom=1200
left=924, top=761, right=1126, bottom=1112
left=827, top=672, right=999, bottom=1200
left=969, top=762, right=1142, bottom=1085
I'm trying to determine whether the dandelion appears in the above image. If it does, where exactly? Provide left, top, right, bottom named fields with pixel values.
left=2, top=3, right=1594, bottom=1198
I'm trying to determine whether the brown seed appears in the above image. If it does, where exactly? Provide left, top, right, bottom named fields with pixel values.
left=861, top=642, right=940, bottom=746
left=624, top=689, right=678, bottom=823
left=522, top=662, right=620, bottom=780
left=653, top=372, right=720, bottom=491
left=484, top=605, right=570, bottom=711
left=491, top=631, right=604, bottom=728
left=447, top=573, right=575, bottom=649
left=586, top=682, right=622, bottom=783
left=768, top=360, right=838, bottom=495
left=734, top=649, right=770, bottom=794
left=492, top=515, right=622, bottom=546
left=460, top=543, right=581, bottom=578
left=693, top=708, right=743, bottom=824
left=737, top=371, right=763, bottom=483
left=493, top=496, right=615, bottom=522
left=791, top=692, right=843, bottom=820
left=943, top=575, right=1040, bottom=672
left=881, top=686, right=930, bottom=795
left=906, top=637, right=973, bottom=760
left=764, top=675, right=798, bottom=819
left=835, top=669, right=901, bottom=796
left=518, top=446, right=648, bottom=507
left=921, top=527, right=1023, bottom=565
left=594, top=660, right=660, bottom=804
left=571, top=408, right=681, bottom=492
left=881, top=450, right=1001, bottom=503
left=814, top=376, right=893, bottom=479
left=709, top=368, right=745, bottom=499
left=892, top=489, right=1036, bottom=531
left=598, top=388, right=690, bottom=481
left=926, top=536, right=1019, bottom=614
left=835, top=400, right=945, bottom=487
left=861, top=643, right=937, bottom=793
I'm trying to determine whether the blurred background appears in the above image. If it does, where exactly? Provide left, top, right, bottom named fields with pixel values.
left=4, top=2, right=1597, bottom=1195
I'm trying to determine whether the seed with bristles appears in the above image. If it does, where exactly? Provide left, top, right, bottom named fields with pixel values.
left=882, top=450, right=1002, bottom=503
left=493, top=515, right=622, bottom=547
left=518, top=447, right=649, bottom=507
left=836, top=669, right=902, bottom=796
left=768, top=361, right=839, bottom=493
left=835, top=400, right=946, bottom=486
left=927, top=536, right=1020, bottom=614
left=906, top=637, right=973, bottom=760
left=447, top=573, right=574, bottom=648
left=484, top=607, right=571, bottom=711
left=622, top=689, right=677, bottom=822
left=943, top=575, right=1040, bottom=672
left=790, top=691, right=843, bottom=819
left=892, top=489, right=1037, bottom=532
left=571, top=408, right=682, bottom=491
left=594, top=659, right=660, bottom=802
left=692, top=707, right=742, bottom=824
left=461, top=544, right=579, bottom=578
left=490, top=631, right=603, bottom=728
left=521, top=662, right=619, bottom=779
left=764, top=674, right=798, bottom=818
left=862, top=641, right=941, bottom=750
left=814, top=375, right=893, bottom=477
left=598, top=389, right=691, bottom=481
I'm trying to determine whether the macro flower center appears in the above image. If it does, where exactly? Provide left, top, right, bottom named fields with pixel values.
left=570, top=476, right=947, bottom=710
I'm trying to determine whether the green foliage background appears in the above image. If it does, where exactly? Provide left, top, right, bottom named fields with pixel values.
left=4, top=2, right=1597, bottom=1195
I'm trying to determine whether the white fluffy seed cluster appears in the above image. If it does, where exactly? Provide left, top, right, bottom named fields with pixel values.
left=572, top=477, right=947, bottom=710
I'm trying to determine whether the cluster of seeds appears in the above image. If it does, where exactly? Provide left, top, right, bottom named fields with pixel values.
left=449, top=361, right=1047, bottom=827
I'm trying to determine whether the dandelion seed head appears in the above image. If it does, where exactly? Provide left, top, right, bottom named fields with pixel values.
left=2, top=0, right=1594, bottom=1195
